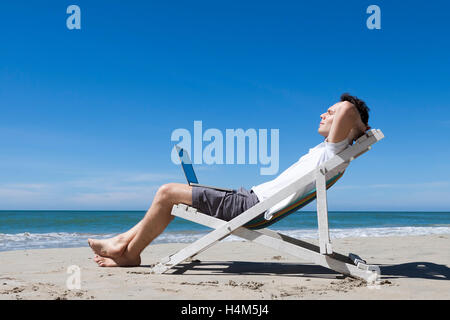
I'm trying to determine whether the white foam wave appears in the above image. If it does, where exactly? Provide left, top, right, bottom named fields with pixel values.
left=1, top=226, right=449, bottom=251
left=279, top=226, right=450, bottom=239
left=0, top=232, right=117, bottom=251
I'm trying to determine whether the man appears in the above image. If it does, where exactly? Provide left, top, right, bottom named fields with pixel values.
left=89, top=93, right=370, bottom=267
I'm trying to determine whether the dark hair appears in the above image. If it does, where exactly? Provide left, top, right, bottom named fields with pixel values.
left=340, top=93, right=370, bottom=126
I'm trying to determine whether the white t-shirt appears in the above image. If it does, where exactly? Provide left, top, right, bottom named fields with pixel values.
left=251, top=139, right=350, bottom=220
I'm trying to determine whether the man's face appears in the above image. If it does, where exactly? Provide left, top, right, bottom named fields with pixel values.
left=318, top=102, right=344, bottom=138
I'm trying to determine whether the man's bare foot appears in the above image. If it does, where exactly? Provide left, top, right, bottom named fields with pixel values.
left=94, top=253, right=141, bottom=267
left=88, top=236, right=128, bottom=258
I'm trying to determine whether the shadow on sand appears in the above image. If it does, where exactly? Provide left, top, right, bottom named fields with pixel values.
left=169, top=260, right=449, bottom=281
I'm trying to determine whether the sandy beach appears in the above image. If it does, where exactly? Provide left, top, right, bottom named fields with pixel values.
left=0, top=234, right=449, bottom=300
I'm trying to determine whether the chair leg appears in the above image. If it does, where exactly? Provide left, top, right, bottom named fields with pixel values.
left=233, top=227, right=378, bottom=282
left=316, top=167, right=333, bottom=254
left=150, top=205, right=236, bottom=274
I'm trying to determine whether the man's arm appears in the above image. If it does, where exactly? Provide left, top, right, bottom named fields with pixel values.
left=327, top=102, right=366, bottom=143
left=326, top=102, right=359, bottom=143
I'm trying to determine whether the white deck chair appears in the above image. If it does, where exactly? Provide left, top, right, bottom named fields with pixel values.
left=150, top=129, right=385, bottom=282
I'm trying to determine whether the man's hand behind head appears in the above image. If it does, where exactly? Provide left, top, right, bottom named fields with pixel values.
left=347, top=106, right=371, bottom=142
left=320, top=93, right=371, bottom=144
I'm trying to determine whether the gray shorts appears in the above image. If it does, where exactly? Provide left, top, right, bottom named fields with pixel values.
left=192, top=186, right=260, bottom=221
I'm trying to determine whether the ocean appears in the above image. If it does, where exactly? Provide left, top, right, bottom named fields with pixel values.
left=0, top=210, right=449, bottom=252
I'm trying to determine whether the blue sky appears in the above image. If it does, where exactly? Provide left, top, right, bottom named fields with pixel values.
left=0, top=0, right=449, bottom=210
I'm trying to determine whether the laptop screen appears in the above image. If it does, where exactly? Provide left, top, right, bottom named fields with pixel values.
left=176, top=146, right=199, bottom=184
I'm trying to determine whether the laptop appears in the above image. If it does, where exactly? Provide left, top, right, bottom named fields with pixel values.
left=175, top=145, right=234, bottom=192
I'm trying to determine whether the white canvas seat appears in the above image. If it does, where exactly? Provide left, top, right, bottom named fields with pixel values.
left=150, top=129, right=385, bottom=282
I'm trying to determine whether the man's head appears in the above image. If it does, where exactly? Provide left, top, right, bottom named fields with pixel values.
left=318, top=93, right=370, bottom=142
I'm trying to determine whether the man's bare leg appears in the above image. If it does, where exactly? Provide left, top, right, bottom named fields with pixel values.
left=93, top=183, right=192, bottom=267
left=88, top=221, right=143, bottom=258
left=89, top=183, right=193, bottom=258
